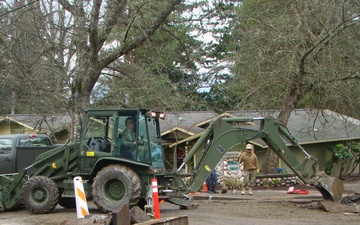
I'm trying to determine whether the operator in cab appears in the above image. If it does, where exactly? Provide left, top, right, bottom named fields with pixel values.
left=120, top=117, right=136, bottom=159
left=120, top=117, right=150, bottom=162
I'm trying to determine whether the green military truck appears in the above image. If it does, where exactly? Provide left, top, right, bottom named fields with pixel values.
left=0, top=134, right=61, bottom=174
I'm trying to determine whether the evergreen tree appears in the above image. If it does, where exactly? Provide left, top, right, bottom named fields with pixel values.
left=227, top=0, right=360, bottom=173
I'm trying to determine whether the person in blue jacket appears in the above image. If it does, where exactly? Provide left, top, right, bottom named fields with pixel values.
left=206, top=169, right=218, bottom=193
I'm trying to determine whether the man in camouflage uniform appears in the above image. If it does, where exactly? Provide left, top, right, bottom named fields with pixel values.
left=238, top=143, right=260, bottom=195
left=120, top=117, right=136, bottom=159
left=120, top=117, right=149, bottom=162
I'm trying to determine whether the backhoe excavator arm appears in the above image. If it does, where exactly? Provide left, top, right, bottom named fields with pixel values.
left=178, top=116, right=343, bottom=202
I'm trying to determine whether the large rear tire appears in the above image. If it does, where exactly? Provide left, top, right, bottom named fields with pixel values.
left=22, top=176, right=59, bottom=214
left=92, top=165, right=141, bottom=213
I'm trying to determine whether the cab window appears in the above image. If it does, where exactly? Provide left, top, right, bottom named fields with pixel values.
left=0, top=139, right=12, bottom=154
left=19, top=137, right=52, bottom=147
left=147, top=117, right=164, bottom=168
left=83, top=115, right=114, bottom=152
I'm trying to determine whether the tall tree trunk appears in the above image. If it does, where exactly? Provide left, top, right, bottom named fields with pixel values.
left=262, top=72, right=302, bottom=174
left=10, top=91, right=16, bottom=114
left=68, top=63, right=100, bottom=141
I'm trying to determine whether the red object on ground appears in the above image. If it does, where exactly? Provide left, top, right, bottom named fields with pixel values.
left=152, top=178, right=160, bottom=219
left=287, top=188, right=309, bottom=195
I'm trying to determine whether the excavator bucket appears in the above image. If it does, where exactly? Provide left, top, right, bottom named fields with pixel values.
left=314, top=175, right=344, bottom=202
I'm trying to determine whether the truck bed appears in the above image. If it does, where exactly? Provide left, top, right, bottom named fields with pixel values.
left=15, top=146, right=60, bottom=173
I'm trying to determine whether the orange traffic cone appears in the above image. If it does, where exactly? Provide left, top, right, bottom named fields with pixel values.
left=202, top=182, right=208, bottom=193
left=152, top=178, right=160, bottom=219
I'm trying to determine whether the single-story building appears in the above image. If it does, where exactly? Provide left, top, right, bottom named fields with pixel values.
left=0, top=114, right=71, bottom=143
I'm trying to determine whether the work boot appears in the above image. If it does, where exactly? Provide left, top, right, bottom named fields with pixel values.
left=211, top=188, right=219, bottom=194
left=241, top=187, right=245, bottom=195
left=248, top=187, right=253, bottom=195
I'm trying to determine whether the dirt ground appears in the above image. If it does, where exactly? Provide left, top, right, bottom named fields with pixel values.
left=161, top=200, right=359, bottom=225
left=0, top=178, right=360, bottom=225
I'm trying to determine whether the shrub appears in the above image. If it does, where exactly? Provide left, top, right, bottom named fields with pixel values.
left=272, top=178, right=281, bottom=187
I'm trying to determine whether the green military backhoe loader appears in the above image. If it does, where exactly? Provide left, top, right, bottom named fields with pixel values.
left=0, top=109, right=344, bottom=215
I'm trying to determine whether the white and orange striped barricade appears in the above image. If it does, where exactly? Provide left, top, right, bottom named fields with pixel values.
left=73, top=176, right=89, bottom=219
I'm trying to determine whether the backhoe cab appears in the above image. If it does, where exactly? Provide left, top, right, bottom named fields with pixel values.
left=79, top=109, right=165, bottom=169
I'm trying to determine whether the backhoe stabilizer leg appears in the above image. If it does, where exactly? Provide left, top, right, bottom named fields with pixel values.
left=165, top=195, right=199, bottom=209
left=314, top=175, right=344, bottom=202
left=0, top=190, right=23, bottom=212
left=0, top=173, right=27, bottom=212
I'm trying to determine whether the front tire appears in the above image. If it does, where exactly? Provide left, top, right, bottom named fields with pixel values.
left=92, top=165, right=141, bottom=213
left=22, top=176, right=59, bottom=214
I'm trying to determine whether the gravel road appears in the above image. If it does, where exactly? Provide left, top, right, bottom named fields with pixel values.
left=0, top=178, right=359, bottom=225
